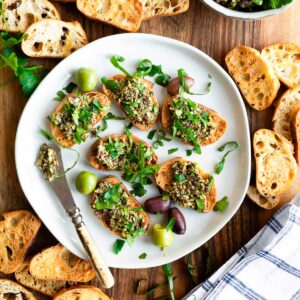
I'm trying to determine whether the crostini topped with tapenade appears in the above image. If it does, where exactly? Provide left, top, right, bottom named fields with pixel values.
left=102, top=74, right=159, bottom=130
left=161, top=95, right=226, bottom=147
left=90, top=176, right=150, bottom=239
left=50, top=91, right=111, bottom=147
left=155, top=157, right=216, bottom=212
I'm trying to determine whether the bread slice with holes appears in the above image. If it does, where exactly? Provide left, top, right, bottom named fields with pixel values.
left=89, top=134, right=157, bottom=171
left=90, top=176, right=151, bottom=238
left=155, top=157, right=216, bottom=212
left=15, top=258, right=75, bottom=297
left=102, top=74, right=159, bottom=130
left=273, top=85, right=300, bottom=140
left=29, top=244, right=95, bottom=282
left=0, top=279, right=36, bottom=300
left=261, top=43, right=300, bottom=88
left=0, top=0, right=60, bottom=33
left=53, top=285, right=111, bottom=300
left=247, top=185, right=280, bottom=209
left=50, top=91, right=111, bottom=148
left=0, top=210, right=41, bottom=274
left=141, top=0, right=189, bottom=20
left=77, top=0, right=143, bottom=32
left=225, top=45, right=280, bottom=110
left=254, top=129, right=297, bottom=198
left=161, top=96, right=226, bottom=146
left=21, top=19, right=88, bottom=58
left=290, top=104, right=300, bottom=163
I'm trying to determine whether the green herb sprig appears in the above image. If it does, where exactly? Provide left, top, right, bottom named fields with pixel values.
left=101, top=76, right=119, bottom=90
left=162, top=263, right=175, bottom=300
left=214, top=196, right=229, bottom=212
left=110, top=55, right=132, bottom=77
left=54, top=82, right=77, bottom=101
left=215, top=141, right=238, bottom=174
left=113, top=239, right=126, bottom=254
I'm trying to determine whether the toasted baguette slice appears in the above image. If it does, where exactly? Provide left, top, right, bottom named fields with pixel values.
left=91, top=176, right=150, bottom=238
left=261, top=43, right=300, bottom=88
left=53, top=0, right=75, bottom=2
left=273, top=85, right=300, bottom=140
left=0, top=279, right=36, bottom=300
left=161, top=96, right=226, bottom=146
left=0, top=0, right=60, bottom=33
left=290, top=105, right=300, bottom=163
left=29, top=244, right=95, bottom=282
left=247, top=185, right=280, bottom=209
left=102, top=75, right=158, bottom=130
left=0, top=210, right=41, bottom=274
left=254, top=129, right=297, bottom=198
left=53, top=285, right=111, bottom=300
left=89, top=134, right=157, bottom=170
left=77, top=0, right=143, bottom=32
left=21, top=19, right=88, bottom=58
left=155, top=157, right=216, bottom=212
left=141, top=0, right=189, bottom=20
left=15, top=258, right=75, bottom=297
left=225, top=45, right=280, bottom=110
left=50, top=91, right=110, bottom=148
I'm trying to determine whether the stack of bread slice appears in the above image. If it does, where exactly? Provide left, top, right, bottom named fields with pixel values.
left=0, top=210, right=111, bottom=299
left=226, top=43, right=300, bottom=209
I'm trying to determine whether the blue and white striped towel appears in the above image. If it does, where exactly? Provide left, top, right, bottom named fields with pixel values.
left=183, top=195, right=300, bottom=300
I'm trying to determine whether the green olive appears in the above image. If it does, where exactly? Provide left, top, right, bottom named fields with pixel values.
left=76, top=171, right=98, bottom=195
left=151, top=223, right=174, bottom=249
left=75, top=68, right=98, bottom=92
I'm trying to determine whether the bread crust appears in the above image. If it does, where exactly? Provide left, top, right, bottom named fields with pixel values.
left=290, top=104, right=300, bottom=163
left=225, top=45, right=280, bottom=111
left=53, top=285, right=111, bottom=300
left=155, top=157, right=217, bottom=212
left=50, top=91, right=110, bottom=148
left=0, top=210, right=41, bottom=274
left=102, top=74, right=158, bottom=131
left=0, top=278, right=36, bottom=300
left=89, top=133, right=158, bottom=170
left=161, top=96, right=226, bottom=146
left=247, top=185, right=280, bottom=209
left=90, top=175, right=151, bottom=237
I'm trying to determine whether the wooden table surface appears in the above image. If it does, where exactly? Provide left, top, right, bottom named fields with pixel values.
left=1, top=1, right=300, bottom=299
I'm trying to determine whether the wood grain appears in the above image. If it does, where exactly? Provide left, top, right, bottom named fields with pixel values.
left=0, top=0, right=300, bottom=299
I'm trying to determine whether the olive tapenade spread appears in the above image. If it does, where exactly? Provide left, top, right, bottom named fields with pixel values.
left=95, top=136, right=154, bottom=171
left=109, top=77, right=158, bottom=125
left=168, top=96, right=214, bottom=145
left=36, top=144, right=58, bottom=181
left=51, top=93, right=109, bottom=143
left=91, top=181, right=147, bottom=239
left=169, top=161, right=212, bottom=210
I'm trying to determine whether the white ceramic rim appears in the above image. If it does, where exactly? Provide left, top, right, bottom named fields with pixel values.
left=15, top=33, right=251, bottom=268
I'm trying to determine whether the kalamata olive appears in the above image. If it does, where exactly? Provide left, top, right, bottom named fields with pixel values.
left=144, top=196, right=171, bottom=214
left=167, top=76, right=194, bottom=96
left=168, top=207, right=186, bottom=235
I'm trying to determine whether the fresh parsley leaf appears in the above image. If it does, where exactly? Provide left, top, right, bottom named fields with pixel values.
left=193, top=144, right=202, bottom=155
left=208, top=175, right=214, bottom=191
left=155, top=73, right=171, bottom=87
left=54, top=82, right=77, bottom=101
left=162, top=264, right=175, bottom=300
left=166, top=217, right=176, bottom=231
left=147, top=129, right=156, bottom=140
left=186, top=149, right=192, bottom=156
left=168, top=148, right=178, bottom=155
left=139, top=252, right=147, bottom=259
left=113, top=239, right=126, bottom=254
left=39, top=129, right=53, bottom=141
left=110, top=55, right=132, bottom=77
left=101, top=76, right=119, bottom=90
left=162, top=194, right=170, bottom=201
left=215, top=141, right=238, bottom=174
left=131, top=182, right=147, bottom=197
left=214, top=196, right=229, bottom=212
left=135, top=59, right=153, bottom=77
left=106, top=112, right=125, bottom=120
left=127, top=235, right=134, bottom=246
left=174, top=174, right=185, bottom=181
left=196, top=198, right=205, bottom=212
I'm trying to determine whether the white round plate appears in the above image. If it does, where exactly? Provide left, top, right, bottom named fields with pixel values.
left=15, top=33, right=251, bottom=268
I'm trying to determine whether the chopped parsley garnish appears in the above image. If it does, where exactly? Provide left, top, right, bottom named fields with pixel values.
left=186, top=149, right=192, bottom=156
left=101, top=76, right=119, bottom=90
left=110, top=55, right=132, bottom=77
left=153, top=130, right=172, bottom=149
left=162, top=264, right=175, bottom=300
left=139, top=252, right=147, bottom=259
left=92, top=112, right=125, bottom=137
left=113, top=239, right=126, bottom=254
left=94, top=183, right=122, bottom=210
left=0, top=32, right=47, bottom=96
left=147, top=129, right=156, bottom=140
left=196, top=198, right=205, bottom=212
left=214, top=196, right=229, bottom=212
left=54, top=82, right=77, bottom=101
left=215, top=141, right=238, bottom=174
left=135, top=58, right=171, bottom=87
left=39, top=129, right=53, bottom=141
left=208, top=175, right=214, bottom=190
left=168, top=148, right=178, bottom=155
left=174, top=173, right=185, bottom=181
